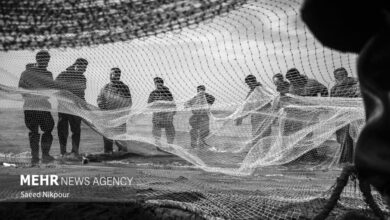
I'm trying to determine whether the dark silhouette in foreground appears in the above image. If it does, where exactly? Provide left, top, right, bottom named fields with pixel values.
left=302, top=0, right=390, bottom=217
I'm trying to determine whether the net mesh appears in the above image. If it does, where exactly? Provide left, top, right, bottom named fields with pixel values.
left=0, top=0, right=389, bottom=219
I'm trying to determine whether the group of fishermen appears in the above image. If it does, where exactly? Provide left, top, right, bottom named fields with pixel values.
left=271, top=67, right=360, bottom=163
left=19, top=50, right=360, bottom=164
left=18, top=50, right=215, bottom=164
left=19, top=51, right=132, bottom=163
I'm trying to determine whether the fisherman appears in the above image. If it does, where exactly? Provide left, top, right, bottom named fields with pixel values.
left=286, top=68, right=328, bottom=97
left=18, top=50, right=56, bottom=164
left=272, top=73, right=290, bottom=95
left=285, top=68, right=328, bottom=159
left=330, top=67, right=360, bottom=163
left=185, top=85, right=215, bottom=148
left=147, top=77, right=176, bottom=145
left=97, top=67, right=132, bottom=153
left=330, top=67, right=360, bottom=98
left=235, top=75, right=272, bottom=139
left=55, top=58, right=88, bottom=157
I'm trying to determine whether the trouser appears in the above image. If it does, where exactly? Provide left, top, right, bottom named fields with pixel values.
left=152, top=113, right=175, bottom=144
left=103, top=123, right=127, bottom=153
left=58, top=113, right=82, bottom=155
left=189, top=114, right=210, bottom=148
left=103, top=137, right=127, bottom=153
left=24, top=110, right=54, bottom=159
left=336, top=125, right=354, bottom=163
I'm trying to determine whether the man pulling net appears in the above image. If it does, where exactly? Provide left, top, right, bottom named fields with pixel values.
left=185, top=85, right=215, bottom=149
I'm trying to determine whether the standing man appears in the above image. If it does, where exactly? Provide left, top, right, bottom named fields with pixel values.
left=285, top=68, right=328, bottom=159
left=97, top=68, right=132, bottom=153
left=235, top=75, right=272, bottom=139
left=55, top=58, right=88, bottom=157
left=285, top=68, right=306, bottom=96
left=18, top=50, right=55, bottom=164
left=330, top=67, right=360, bottom=163
left=147, top=77, right=176, bottom=145
left=185, top=85, right=215, bottom=148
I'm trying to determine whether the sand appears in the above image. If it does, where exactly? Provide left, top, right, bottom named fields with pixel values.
left=0, top=110, right=388, bottom=219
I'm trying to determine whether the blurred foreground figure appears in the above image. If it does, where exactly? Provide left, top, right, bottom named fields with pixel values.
left=56, top=58, right=88, bottom=157
left=301, top=0, right=390, bottom=207
left=148, top=77, right=176, bottom=145
left=97, top=68, right=132, bottom=153
left=18, top=50, right=55, bottom=164
left=330, top=67, right=360, bottom=164
left=185, top=85, right=215, bottom=148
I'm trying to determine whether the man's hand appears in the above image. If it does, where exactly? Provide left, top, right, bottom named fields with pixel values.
left=234, top=117, right=243, bottom=126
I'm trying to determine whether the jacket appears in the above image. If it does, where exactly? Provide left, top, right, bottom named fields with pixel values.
left=97, top=81, right=132, bottom=110
left=18, top=66, right=54, bottom=110
left=55, top=67, right=87, bottom=100
left=185, top=92, right=215, bottom=115
left=330, top=77, right=360, bottom=98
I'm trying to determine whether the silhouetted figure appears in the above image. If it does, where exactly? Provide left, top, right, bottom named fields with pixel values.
left=330, top=67, right=360, bottom=98
left=330, top=67, right=360, bottom=164
left=235, top=75, right=272, bottom=139
left=55, top=58, right=88, bottom=157
left=285, top=68, right=328, bottom=160
left=301, top=0, right=390, bottom=209
left=18, top=50, right=55, bottom=164
left=97, top=68, right=132, bottom=153
left=286, top=68, right=328, bottom=97
left=148, top=77, right=176, bottom=145
left=273, top=73, right=290, bottom=95
left=185, top=85, right=215, bottom=148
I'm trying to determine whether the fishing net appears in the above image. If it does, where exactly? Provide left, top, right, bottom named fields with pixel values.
left=0, top=0, right=388, bottom=219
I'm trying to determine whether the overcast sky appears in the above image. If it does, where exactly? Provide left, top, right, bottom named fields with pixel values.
left=0, top=0, right=357, bottom=109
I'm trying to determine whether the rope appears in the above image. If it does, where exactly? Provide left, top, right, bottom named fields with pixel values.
left=313, top=164, right=356, bottom=220
left=313, top=164, right=387, bottom=220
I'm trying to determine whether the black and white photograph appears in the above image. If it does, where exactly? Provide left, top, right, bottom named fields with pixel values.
left=0, top=0, right=389, bottom=219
